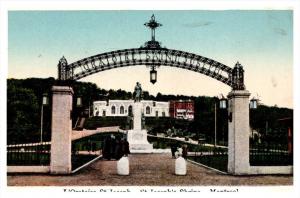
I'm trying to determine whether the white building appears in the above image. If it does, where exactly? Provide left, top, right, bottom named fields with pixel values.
left=93, top=100, right=170, bottom=117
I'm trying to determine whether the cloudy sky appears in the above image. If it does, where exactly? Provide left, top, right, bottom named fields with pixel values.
left=8, top=10, right=293, bottom=108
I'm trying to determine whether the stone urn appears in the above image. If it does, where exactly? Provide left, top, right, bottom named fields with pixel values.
left=175, top=156, right=186, bottom=175
left=117, top=156, right=129, bottom=175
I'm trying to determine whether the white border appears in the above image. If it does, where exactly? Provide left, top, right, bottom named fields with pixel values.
left=0, top=0, right=297, bottom=10
left=0, top=1, right=299, bottom=198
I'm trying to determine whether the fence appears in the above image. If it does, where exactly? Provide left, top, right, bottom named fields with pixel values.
left=187, top=143, right=228, bottom=172
left=250, top=142, right=293, bottom=166
left=71, top=137, right=102, bottom=170
left=7, top=132, right=123, bottom=171
left=148, top=135, right=228, bottom=172
left=7, top=142, right=51, bottom=166
left=71, top=132, right=125, bottom=170
left=148, top=135, right=293, bottom=173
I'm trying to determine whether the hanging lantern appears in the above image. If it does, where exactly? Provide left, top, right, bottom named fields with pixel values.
left=76, top=96, right=82, bottom=107
left=250, top=98, right=258, bottom=109
left=219, top=96, right=227, bottom=109
left=150, top=67, right=157, bottom=84
left=42, top=93, right=49, bottom=105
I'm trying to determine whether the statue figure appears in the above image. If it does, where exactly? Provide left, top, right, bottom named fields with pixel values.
left=133, top=82, right=142, bottom=102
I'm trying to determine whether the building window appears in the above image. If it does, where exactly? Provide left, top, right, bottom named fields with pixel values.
left=128, top=105, right=133, bottom=116
left=155, top=111, right=158, bottom=117
left=146, top=106, right=151, bottom=114
left=111, top=106, right=116, bottom=114
left=162, top=111, right=166, bottom=117
left=96, top=111, right=99, bottom=116
left=120, top=106, right=124, bottom=114
left=103, top=110, right=106, bottom=117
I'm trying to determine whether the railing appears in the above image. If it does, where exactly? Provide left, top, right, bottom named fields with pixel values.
left=71, top=132, right=127, bottom=170
left=148, top=135, right=228, bottom=172
left=188, top=144, right=228, bottom=172
left=7, top=142, right=51, bottom=166
left=250, top=142, right=293, bottom=166
left=72, top=137, right=102, bottom=170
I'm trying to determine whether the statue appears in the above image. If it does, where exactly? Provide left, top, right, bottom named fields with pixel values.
left=133, top=82, right=142, bottom=102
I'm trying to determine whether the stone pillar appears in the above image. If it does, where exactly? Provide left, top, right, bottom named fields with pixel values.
left=50, top=86, right=73, bottom=174
left=133, top=102, right=142, bottom=130
left=227, top=90, right=250, bottom=175
left=127, top=102, right=153, bottom=152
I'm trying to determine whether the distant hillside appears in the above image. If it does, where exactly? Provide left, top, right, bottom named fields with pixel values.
left=7, top=78, right=293, bottom=145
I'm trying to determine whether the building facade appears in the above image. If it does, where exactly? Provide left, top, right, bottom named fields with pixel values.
left=169, top=100, right=194, bottom=120
left=93, top=100, right=170, bottom=117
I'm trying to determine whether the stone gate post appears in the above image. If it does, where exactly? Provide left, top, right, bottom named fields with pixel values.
left=50, top=86, right=73, bottom=174
left=227, top=90, right=250, bottom=175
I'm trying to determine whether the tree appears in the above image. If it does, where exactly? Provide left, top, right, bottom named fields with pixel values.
left=7, top=78, right=293, bottom=146
left=7, top=85, right=39, bottom=144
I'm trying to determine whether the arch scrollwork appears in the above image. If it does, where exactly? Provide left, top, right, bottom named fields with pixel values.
left=58, top=48, right=245, bottom=90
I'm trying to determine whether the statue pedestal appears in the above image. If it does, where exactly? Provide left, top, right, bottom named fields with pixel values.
left=127, top=129, right=153, bottom=151
left=127, top=102, right=153, bottom=153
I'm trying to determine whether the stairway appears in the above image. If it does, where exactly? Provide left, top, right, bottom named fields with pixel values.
left=73, top=117, right=86, bottom=130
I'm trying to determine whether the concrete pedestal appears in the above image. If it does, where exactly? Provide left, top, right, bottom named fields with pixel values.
left=175, top=157, right=186, bottom=175
left=117, top=157, right=129, bottom=175
left=133, top=102, right=142, bottom=130
left=227, top=90, right=250, bottom=175
left=50, top=86, right=73, bottom=174
left=127, top=129, right=153, bottom=151
left=127, top=102, right=153, bottom=152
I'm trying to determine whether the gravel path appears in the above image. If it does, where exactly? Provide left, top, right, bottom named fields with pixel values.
left=7, top=153, right=292, bottom=186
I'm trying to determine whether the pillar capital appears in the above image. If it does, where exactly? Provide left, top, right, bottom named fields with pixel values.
left=227, top=90, right=250, bottom=99
left=51, top=86, right=74, bottom=95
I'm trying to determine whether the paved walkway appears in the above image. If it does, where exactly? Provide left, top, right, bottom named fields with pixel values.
left=7, top=153, right=292, bottom=186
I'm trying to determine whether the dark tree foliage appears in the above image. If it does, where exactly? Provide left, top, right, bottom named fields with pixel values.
left=250, top=105, right=293, bottom=144
left=7, top=78, right=55, bottom=143
left=7, top=78, right=293, bottom=145
left=7, top=83, right=39, bottom=144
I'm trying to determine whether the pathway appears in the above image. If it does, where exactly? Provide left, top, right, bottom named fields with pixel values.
left=7, top=153, right=292, bottom=186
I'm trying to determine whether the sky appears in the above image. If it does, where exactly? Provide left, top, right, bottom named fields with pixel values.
left=8, top=10, right=293, bottom=108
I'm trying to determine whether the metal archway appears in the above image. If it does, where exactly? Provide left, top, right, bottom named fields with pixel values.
left=58, top=47, right=245, bottom=90
left=57, top=14, right=245, bottom=90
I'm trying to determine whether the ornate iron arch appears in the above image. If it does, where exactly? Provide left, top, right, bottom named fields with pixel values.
left=58, top=47, right=245, bottom=90
left=57, top=14, right=245, bottom=90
